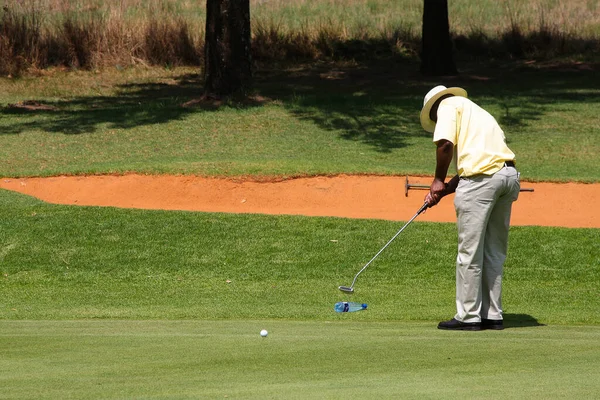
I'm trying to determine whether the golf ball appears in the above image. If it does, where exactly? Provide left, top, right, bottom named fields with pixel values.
left=260, top=329, right=268, bottom=337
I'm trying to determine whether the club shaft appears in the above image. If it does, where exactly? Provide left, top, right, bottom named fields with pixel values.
left=348, top=203, right=427, bottom=289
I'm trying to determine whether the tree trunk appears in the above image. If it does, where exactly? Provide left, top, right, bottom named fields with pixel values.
left=204, top=0, right=252, bottom=96
left=420, top=0, right=457, bottom=76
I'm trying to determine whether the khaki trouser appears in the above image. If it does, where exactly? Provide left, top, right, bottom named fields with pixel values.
left=453, top=165, right=520, bottom=323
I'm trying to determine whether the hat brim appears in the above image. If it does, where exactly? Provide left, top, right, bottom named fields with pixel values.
left=420, top=87, right=467, bottom=133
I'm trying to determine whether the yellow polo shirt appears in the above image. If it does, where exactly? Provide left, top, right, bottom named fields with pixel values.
left=433, top=96, right=515, bottom=177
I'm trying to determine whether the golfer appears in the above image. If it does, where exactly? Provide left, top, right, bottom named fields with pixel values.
left=421, top=85, right=520, bottom=331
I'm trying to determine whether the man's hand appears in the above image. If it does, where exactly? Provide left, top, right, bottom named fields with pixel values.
left=424, top=175, right=459, bottom=207
left=425, top=178, right=447, bottom=207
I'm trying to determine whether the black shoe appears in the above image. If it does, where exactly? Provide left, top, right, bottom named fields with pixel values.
left=481, top=318, right=504, bottom=330
left=437, top=318, right=481, bottom=331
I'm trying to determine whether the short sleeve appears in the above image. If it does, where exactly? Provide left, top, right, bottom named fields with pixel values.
left=432, top=102, right=457, bottom=145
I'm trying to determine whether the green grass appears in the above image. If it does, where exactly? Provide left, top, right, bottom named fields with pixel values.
left=2, top=189, right=599, bottom=323
left=2, top=320, right=600, bottom=399
left=1, top=62, right=600, bottom=181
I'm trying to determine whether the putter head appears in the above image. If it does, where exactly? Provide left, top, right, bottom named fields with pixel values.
left=338, top=286, right=354, bottom=294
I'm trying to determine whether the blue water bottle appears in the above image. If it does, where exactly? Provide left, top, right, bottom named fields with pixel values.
left=334, top=301, right=368, bottom=313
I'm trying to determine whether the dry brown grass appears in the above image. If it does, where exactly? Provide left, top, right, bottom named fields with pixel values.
left=1, top=0, right=599, bottom=76
left=1, top=1, right=203, bottom=76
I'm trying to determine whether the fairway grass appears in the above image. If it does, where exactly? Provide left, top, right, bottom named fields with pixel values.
left=2, top=189, right=599, bottom=324
left=2, top=63, right=600, bottom=182
left=2, top=320, right=600, bottom=399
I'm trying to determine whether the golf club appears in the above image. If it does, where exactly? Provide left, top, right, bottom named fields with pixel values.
left=339, top=202, right=429, bottom=294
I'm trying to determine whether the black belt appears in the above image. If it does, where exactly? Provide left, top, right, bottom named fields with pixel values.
left=504, top=160, right=515, bottom=168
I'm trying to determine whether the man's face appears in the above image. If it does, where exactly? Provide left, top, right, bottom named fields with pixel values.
left=429, top=94, right=454, bottom=123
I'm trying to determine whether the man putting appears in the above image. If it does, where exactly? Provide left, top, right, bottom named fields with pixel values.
left=420, top=86, right=520, bottom=331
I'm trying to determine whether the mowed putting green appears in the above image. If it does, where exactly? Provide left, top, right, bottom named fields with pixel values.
left=1, top=320, right=600, bottom=399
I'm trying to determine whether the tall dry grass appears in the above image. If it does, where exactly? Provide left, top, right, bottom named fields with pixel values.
left=1, top=0, right=599, bottom=76
left=1, top=0, right=203, bottom=76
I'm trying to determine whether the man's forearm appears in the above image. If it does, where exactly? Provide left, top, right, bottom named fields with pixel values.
left=445, top=175, right=459, bottom=194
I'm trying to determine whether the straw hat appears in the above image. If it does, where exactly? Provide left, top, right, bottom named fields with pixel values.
left=420, top=85, right=467, bottom=133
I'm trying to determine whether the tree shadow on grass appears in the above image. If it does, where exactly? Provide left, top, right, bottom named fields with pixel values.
left=255, top=60, right=600, bottom=152
left=2, top=61, right=600, bottom=151
left=254, top=62, right=430, bottom=153
left=0, top=73, right=266, bottom=135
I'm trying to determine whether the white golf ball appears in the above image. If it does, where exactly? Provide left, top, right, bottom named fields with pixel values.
left=260, top=329, right=268, bottom=337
